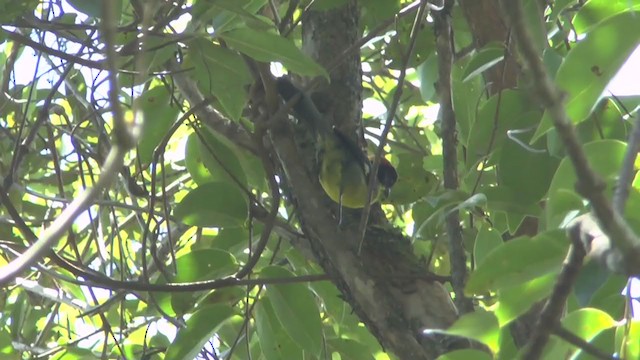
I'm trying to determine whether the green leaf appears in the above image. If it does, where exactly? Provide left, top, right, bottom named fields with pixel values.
left=386, top=153, right=438, bottom=205
left=164, top=304, right=235, bottom=360
left=186, top=38, right=251, bottom=120
left=546, top=140, right=627, bottom=228
left=255, top=297, right=303, bottom=360
left=452, top=56, right=483, bottom=147
left=310, top=281, right=357, bottom=328
left=462, top=42, right=505, bottom=82
left=533, top=12, right=640, bottom=140
left=473, top=225, right=504, bottom=268
left=574, top=260, right=611, bottom=306
left=185, top=132, right=216, bottom=185
left=192, top=0, right=268, bottom=34
left=588, top=274, right=627, bottom=318
left=50, top=348, right=96, bottom=360
left=418, top=54, right=439, bottom=102
left=158, top=248, right=239, bottom=315
left=174, top=249, right=238, bottom=282
left=623, top=320, right=640, bottom=359
left=221, top=28, right=328, bottom=78
left=66, top=0, right=122, bottom=20
left=327, top=338, right=376, bottom=360
left=564, top=308, right=616, bottom=338
left=435, top=349, right=493, bottom=360
left=310, top=0, right=349, bottom=11
left=415, top=191, right=486, bottom=236
left=467, top=90, right=541, bottom=165
left=136, top=86, right=180, bottom=165
left=196, top=128, right=248, bottom=189
left=544, top=308, right=617, bottom=358
left=548, top=139, right=627, bottom=190
left=495, top=272, right=556, bottom=326
left=573, top=0, right=640, bottom=35
left=444, top=310, right=500, bottom=354
left=174, top=181, right=248, bottom=227
left=548, top=0, right=577, bottom=20
left=465, top=230, right=569, bottom=294
left=260, top=266, right=323, bottom=354
left=497, top=136, right=559, bottom=205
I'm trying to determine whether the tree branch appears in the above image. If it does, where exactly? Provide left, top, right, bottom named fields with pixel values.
left=434, top=1, right=475, bottom=314
left=501, top=0, right=640, bottom=275
left=522, top=225, right=586, bottom=360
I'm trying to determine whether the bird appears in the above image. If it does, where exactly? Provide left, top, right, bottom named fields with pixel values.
left=275, top=77, right=397, bottom=220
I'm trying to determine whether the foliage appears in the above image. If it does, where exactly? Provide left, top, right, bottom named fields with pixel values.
left=0, top=0, right=639, bottom=359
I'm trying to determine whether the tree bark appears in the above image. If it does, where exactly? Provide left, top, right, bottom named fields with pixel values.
left=266, top=2, right=463, bottom=359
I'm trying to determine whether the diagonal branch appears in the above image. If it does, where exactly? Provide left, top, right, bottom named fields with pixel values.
left=501, top=0, right=640, bottom=275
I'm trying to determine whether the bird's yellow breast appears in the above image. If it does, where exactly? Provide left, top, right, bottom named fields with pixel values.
left=318, top=138, right=377, bottom=209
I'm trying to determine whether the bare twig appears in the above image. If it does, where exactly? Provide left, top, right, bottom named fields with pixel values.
left=613, top=112, right=640, bottom=212
left=552, top=325, right=619, bottom=360
left=434, top=1, right=475, bottom=314
left=522, top=223, right=587, bottom=359
left=358, top=0, right=429, bottom=253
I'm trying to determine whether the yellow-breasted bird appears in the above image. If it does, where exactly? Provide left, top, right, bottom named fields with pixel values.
left=275, top=77, right=397, bottom=216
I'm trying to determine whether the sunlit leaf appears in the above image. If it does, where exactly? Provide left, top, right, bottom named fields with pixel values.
left=533, top=12, right=640, bottom=139
left=164, top=305, right=235, bottom=360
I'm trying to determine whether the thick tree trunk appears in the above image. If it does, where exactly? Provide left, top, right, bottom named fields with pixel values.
left=267, top=2, right=463, bottom=359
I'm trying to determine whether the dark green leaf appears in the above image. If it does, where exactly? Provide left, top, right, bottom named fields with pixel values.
left=386, top=153, right=438, bottom=205
left=452, top=56, right=483, bottom=147
left=462, top=42, right=505, bottom=82
left=255, top=297, right=303, bottom=360
left=467, top=90, right=541, bottom=166
left=221, top=28, right=328, bottom=78
left=186, top=38, right=251, bottom=120
left=497, top=137, right=559, bottom=205
left=327, top=338, right=375, bottom=360
left=435, top=349, right=493, bottom=360
left=66, top=0, right=122, bottom=19
left=192, top=0, right=268, bottom=34
left=260, top=266, right=323, bottom=354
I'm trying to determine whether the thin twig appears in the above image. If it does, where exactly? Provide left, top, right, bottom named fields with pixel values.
left=358, top=0, right=429, bottom=253
left=522, top=226, right=587, bottom=360
left=0, top=1, right=136, bottom=286
left=434, top=1, right=475, bottom=314
left=552, top=325, right=619, bottom=360
left=613, top=112, right=640, bottom=212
